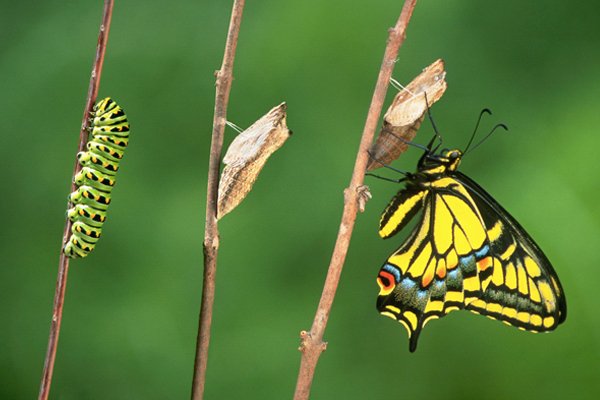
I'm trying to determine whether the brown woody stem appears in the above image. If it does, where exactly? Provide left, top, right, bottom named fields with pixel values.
left=292, top=1, right=417, bottom=399
left=38, top=1, right=114, bottom=399
left=190, top=1, right=246, bottom=399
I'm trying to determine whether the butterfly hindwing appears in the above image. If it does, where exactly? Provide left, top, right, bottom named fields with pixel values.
left=377, top=176, right=493, bottom=351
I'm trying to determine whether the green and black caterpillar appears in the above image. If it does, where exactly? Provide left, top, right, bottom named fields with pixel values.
left=64, top=97, right=130, bottom=258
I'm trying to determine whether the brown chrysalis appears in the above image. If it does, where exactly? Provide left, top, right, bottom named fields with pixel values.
left=217, top=103, right=291, bottom=219
left=367, top=59, right=447, bottom=171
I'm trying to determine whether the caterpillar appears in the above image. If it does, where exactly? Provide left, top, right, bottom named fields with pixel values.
left=64, top=97, right=130, bottom=258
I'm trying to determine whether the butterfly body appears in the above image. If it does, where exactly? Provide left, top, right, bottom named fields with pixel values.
left=376, top=146, right=566, bottom=352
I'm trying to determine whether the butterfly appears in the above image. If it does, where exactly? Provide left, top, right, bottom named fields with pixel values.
left=374, top=115, right=567, bottom=352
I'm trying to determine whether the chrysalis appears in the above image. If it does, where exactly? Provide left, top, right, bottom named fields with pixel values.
left=218, top=103, right=291, bottom=219
left=368, top=59, right=447, bottom=171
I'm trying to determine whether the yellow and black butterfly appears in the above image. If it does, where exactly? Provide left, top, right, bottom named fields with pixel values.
left=375, top=116, right=566, bottom=352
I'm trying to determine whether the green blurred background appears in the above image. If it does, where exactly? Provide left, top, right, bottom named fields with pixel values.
left=1, top=1, right=599, bottom=398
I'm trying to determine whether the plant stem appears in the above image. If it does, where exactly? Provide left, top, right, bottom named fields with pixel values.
left=191, top=1, right=246, bottom=399
left=38, top=1, right=114, bottom=399
left=292, top=1, right=417, bottom=399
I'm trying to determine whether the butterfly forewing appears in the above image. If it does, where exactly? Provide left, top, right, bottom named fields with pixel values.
left=453, top=171, right=566, bottom=330
left=379, top=186, right=426, bottom=239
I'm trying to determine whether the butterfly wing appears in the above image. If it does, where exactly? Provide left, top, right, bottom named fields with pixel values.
left=376, top=173, right=566, bottom=352
left=379, top=184, right=426, bottom=239
left=453, top=171, right=567, bottom=331
left=377, top=177, right=492, bottom=351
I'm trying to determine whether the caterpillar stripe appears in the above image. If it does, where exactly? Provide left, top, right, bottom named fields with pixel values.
left=64, top=97, right=130, bottom=258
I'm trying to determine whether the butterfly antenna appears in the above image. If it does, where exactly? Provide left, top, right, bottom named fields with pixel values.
left=423, top=92, right=442, bottom=151
left=463, top=108, right=492, bottom=154
left=466, top=123, right=509, bottom=154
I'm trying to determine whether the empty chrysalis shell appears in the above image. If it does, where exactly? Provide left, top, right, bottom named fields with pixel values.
left=217, top=102, right=291, bottom=219
left=367, top=59, right=447, bottom=171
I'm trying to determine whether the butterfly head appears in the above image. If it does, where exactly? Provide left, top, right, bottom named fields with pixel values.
left=440, top=149, right=462, bottom=171
left=418, top=148, right=463, bottom=176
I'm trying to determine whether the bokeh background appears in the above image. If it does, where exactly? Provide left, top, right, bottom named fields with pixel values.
left=1, top=1, right=599, bottom=399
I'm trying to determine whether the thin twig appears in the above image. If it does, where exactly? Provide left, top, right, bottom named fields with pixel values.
left=38, top=1, right=114, bottom=399
left=292, top=1, right=418, bottom=399
left=191, top=1, right=246, bottom=399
